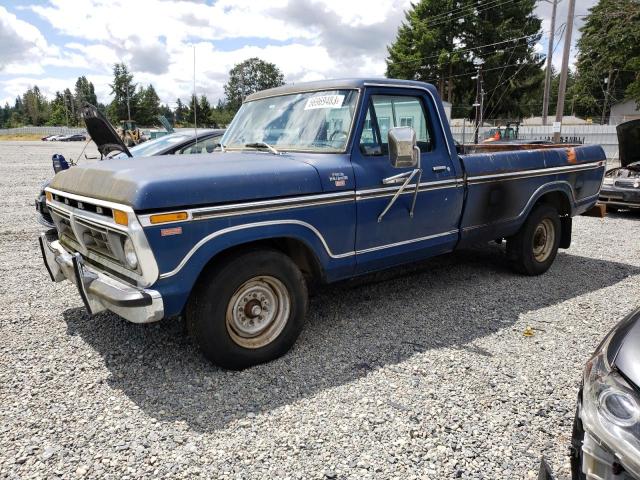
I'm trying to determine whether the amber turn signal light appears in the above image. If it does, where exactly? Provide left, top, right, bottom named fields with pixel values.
left=149, top=212, right=188, bottom=225
left=113, top=209, right=129, bottom=226
left=45, top=191, right=53, bottom=202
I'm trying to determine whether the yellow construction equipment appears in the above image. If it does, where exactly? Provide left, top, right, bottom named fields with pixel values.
left=117, top=120, right=144, bottom=146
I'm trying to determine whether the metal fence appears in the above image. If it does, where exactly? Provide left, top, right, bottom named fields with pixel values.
left=0, top=126, right=86, bottom=136
left=0, top=124, right=622, bottom=165
left=450, top=124, right=620, bottom=162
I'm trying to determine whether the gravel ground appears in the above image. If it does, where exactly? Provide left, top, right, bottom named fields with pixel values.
left=1, top=140, right=639, bottom=480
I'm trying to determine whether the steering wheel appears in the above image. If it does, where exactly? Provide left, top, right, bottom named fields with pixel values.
left=330, top=130, right=348, bottom=142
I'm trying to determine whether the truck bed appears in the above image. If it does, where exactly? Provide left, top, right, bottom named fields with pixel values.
left=457, top=144, right=607, bottom=246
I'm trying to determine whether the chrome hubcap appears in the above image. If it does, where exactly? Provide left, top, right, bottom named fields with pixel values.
left=532, top=218, right=555, bottom=262
left=226, top=276, right=290, bottom=349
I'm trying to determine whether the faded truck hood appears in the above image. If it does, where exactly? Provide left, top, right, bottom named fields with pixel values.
left=48, top=151, right=322, bottom=211
left=617, top=119, right=640, bottom=169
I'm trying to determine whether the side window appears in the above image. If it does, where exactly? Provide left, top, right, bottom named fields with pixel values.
left=359, top=94, right=432, bottom=156
left=359, top=104, right=382, bottom=155
left=177, top=135, right=221, bottom=155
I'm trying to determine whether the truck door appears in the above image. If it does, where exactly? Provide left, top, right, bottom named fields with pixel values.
left=351, top=87, right=463, bottom=273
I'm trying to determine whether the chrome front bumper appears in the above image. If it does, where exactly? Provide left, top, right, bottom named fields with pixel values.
left=39, top=233, right=164, bottom=323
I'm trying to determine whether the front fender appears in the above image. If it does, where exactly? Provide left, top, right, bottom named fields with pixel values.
left=149, top=219, right=355, bottom=317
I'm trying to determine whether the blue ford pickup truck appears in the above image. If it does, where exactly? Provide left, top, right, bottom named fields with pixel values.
left=39, top=79, right=606, bottom=369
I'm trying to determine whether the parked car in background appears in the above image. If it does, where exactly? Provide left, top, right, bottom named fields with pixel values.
left=600, top=119, right=640, bottom=212
left=59, top=133, right=87, bottom=142
left=35, top=104, right=224, bottom=230
left=41, top=135, right=56, bottom=141
left=570, top=307, right=640, bottom=480
left=110, top=129, right=224, bottom=158
left=39, top=78, right=606, bottom=369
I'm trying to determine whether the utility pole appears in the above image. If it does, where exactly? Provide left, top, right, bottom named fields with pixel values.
left=601, top=69, right=613, bottom=125
left=126, top=84, right=131, bottom=122
left=480, top=81, right=485, bottom=131
left=553, top=0, right=576, bottom=143
left=473, top=59, right=484, bottom=144
left=64, top=92, right=69, bottom=127
left=193, top=45, right=198, bottom=143
left=542, top=0, right=558, bottom=126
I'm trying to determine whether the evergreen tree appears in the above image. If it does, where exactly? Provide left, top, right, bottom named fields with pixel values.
left=0, top=102, right=10, bottom=128
left=107, top=63, right=137, bottom=123
left=74, top=75, right=98, bottom=119
left=386, top=0, right=542, bottom=119
left=198, top=95, right=212, bottom=127
left=23, top=85, right=48, bottom=125
left=12, top=97, right=25, bottom=125
left=47, top=92, right=68, bottom=126
left=158, top=104, right=174, bottom=126
left=209, top=99, right=234, bottom=128
left=137, top=84, right=161, bottom=126
left=223, top=58, right=285, bottom=112
left=187, top=94, right=198, bottom=126
left=174, top=98, right=188, bottom=125
left=387, top=0, right=469, bottom=102
left=572, top=0, right=640, bottom=121
left=62, top=88, right=75, bottom=126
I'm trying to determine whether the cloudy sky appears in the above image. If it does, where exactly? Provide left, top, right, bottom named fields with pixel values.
left=0, top=0, right=598, bottom=107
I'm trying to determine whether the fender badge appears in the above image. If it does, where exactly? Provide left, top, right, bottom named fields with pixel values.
left=161, top=227, right=182, bottom=237
left=329, top=172, right=348, bottom=187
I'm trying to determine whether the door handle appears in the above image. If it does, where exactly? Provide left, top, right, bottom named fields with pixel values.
left=432, top=165, right=448, bottom=173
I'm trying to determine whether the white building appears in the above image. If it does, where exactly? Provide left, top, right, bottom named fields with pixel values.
left=609, top=99, right=640, bottom=125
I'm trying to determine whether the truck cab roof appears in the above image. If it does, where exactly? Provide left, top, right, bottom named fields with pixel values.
left=244, top=78, right=439, bottom=102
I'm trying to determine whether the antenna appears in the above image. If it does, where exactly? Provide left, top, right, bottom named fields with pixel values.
left=193, top=45, right=198, bottom=145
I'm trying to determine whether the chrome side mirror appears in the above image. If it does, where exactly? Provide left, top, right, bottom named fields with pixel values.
left=378, top=127, right=423, bottom=223
left=388, top=127, right=418, bottom=168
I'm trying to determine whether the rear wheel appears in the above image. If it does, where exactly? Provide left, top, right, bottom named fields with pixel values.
left=507, top=204, right=561, bottom=275
left=186, top=249, right=308, bottom=369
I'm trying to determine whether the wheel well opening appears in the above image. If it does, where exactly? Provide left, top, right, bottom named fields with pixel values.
left=536, top=191, right=571, bottom=216
left=199, top=238, right=324, bottom=287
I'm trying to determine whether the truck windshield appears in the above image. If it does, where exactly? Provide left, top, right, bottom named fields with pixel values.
left=222, top=89, right=359, bottom=153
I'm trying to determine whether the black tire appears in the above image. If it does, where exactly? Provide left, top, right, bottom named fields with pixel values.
left=507, top=204, right=561, bottom=275
left=186, top=249, right=308, bottom=369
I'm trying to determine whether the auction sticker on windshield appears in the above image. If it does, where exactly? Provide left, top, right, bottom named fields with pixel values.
left=304, top=95, right=345, bottom=110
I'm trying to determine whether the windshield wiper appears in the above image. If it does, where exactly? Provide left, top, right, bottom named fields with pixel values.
left=244, top=142, right=280, bottom=155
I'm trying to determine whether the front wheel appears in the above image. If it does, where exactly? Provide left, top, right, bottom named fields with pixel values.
left=507, top=204, right=561, bottom=275
left=186, top=249, right=308, bottom=369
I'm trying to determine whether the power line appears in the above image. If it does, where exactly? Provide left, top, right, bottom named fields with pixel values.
left=484, top=22, right=566, bottom=119
left=425, top=0, right=534, bottom=29
left=451, top=97, right=612, bottom=111
left=390, top=31, right=545, bottom=67
left=423, top=56, right=543, bottom=83
left=422, top=0, right=511, bottom=25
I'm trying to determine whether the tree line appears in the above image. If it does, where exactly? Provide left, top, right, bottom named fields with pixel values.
left=0, top=57, right=284, bottom=129
left=2, top=0, right=638, bottom=128
left=386, top=0, right=639, bottom=122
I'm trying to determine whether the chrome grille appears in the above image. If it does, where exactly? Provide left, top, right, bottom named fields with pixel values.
left=44, top=188, right=159, bottom=288
left=50, top=192, right=113, bottom=218
left=48, top=205, right=136, bottom=278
